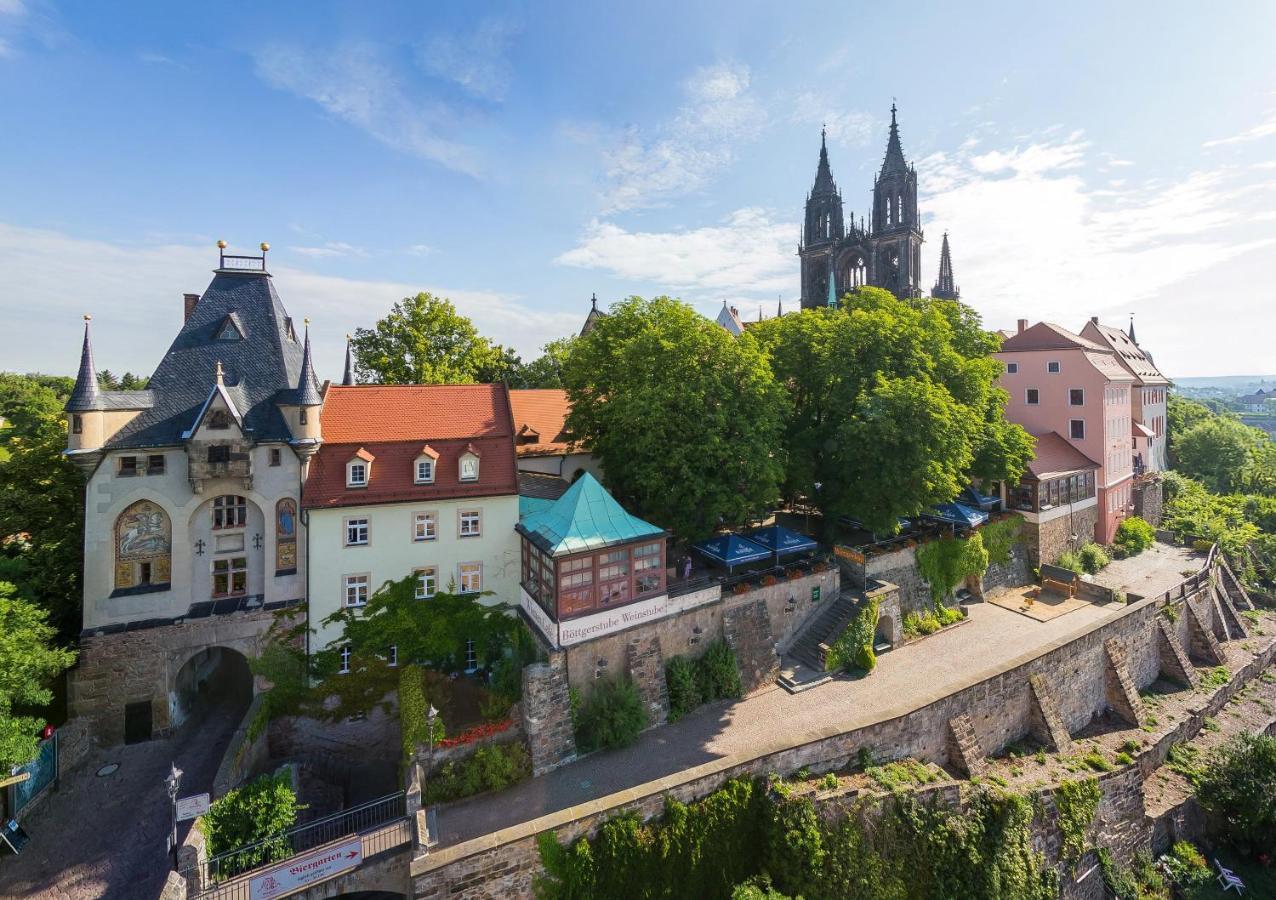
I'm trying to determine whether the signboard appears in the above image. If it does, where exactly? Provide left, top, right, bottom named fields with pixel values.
left=811, top=585, right=821, bottom=603
left=519, top=587, right=560, bottom=649
left=558, top=587, right=719, bottom=646
left=175, top=792, right=210, bottom=822
left=250, top=836, right=362, bottom=900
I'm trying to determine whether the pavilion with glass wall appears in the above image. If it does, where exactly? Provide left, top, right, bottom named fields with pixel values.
left=516, top=473, right=668, bottom=625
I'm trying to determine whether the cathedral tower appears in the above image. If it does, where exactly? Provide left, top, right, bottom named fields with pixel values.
left=931, top=232, right=959, bottom=300
left=798, top=129, right=845, bottom=308
left=870, top=104, right=923, bottom=298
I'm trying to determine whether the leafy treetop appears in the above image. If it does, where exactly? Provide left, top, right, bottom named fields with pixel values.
left=0, top=581, right=76, bottom=770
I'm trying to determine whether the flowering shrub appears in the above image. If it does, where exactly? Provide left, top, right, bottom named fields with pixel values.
left=761, top=575, right=778, bottom=587
left=436, top=718, right=513, bottom=750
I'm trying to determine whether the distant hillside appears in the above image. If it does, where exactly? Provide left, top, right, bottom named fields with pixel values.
left=1172, top=375, right=1276, bottom=392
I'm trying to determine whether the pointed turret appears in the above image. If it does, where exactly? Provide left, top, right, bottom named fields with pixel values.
left=827, top=257, right=837, bottom=308
left=1128, top=315, right=1137, bottom=344
left=932, top=232, right=959, bottom=300
left=342, top=334, right=355, bottom=386
left=581, top=292, right=604, bottom=336
left=880, top=103, right=908, bottom=175
left=776, top=297, right=783, bottom=318
left=812, top=126, right=837, bottom=195
left=66, top=315, right=101, bottom=413
left=294, top=321, right=323, bottom=406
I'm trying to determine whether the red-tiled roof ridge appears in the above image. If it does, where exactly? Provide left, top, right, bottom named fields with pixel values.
left=1026, top=431, right=1100, bottom=480
left=1000, top=321, right=1107, bottom=353
left=319, top=383, right=512, bottom=444
left=509, top=388, right=579, bottom=458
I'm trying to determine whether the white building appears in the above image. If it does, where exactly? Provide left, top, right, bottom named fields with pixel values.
left=303, top=384, right=521, bottom=663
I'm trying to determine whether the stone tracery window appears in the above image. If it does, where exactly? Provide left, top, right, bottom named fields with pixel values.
left=212, top=495, right=247, bottom=529
left=114, top=500, right=171, bottom=592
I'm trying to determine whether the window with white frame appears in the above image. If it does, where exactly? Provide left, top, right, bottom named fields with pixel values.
left=1069, top=419, right=1085, bottom=440
left=1069, top=388, right=1085, bottom=406
left=1025, top=388, right=1040, bottom=405
left=414, top=566, right=437, bottom=600
left=339, top=644, right=352, bottom=675
left=1047, top=361, right=1061, bottom=374
left=212, top=494, right=247, bottom=529
left=212, top=556, right=247, bottom=598
left=387, top=645, right=398, bottom=667
left=1006, top=362, right=1018, bottom=374
left=414, top=458, right=434, bottom=484
left=345, top=517, right=369, bottom=546
left=346, top=460, right=369, bottom=487
left=412, top=511, right=437, bottom=542
left=343, top=574, right=369, bottom=607
left=459, top=562, right=482, bottom=593
left=459, top=509, right=481, bottom=537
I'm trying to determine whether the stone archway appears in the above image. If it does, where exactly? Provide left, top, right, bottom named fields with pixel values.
left=874, top=613, right=899, bottom=650
left=169, top=645, right=254, bottom=731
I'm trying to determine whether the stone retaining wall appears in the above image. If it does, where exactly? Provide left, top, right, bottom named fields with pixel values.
left=213, top=693, right=269, bottom=797
left=411, top=563, right=1238, bottom=898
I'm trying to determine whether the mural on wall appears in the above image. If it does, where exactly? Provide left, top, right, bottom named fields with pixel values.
left=115, top=500, right=172, bottom=590
left=276, top=498, right=297, bottom=572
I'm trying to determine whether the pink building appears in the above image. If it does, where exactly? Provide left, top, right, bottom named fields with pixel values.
left=997, top=320, right=1136, bottom=560
left=1079, top=317, right=1169, bottom=474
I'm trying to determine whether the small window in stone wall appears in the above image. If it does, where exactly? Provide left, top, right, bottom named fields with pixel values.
left=147, top=454, right=165, bottom=475
left=118, top=456, right=138, bottom=477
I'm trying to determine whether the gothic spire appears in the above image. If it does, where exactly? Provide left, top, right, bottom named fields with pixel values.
left=1128, top=315, right=1137, bottom=344
left=812, top=126, right=837, bottom=195
left=342, top=334, right=355, bottom=385
left=66, top=315, right=102, bottom=412
left=932, top=232, right=959, bottom=300
left=881, top=102, right=908, bottom=174
left=777, top=296, right=783, bottom=318
left=294, top=319, right=323, bottom=406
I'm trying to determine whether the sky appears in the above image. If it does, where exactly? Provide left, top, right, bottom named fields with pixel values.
left=1, top=1, right=1274, bottom=381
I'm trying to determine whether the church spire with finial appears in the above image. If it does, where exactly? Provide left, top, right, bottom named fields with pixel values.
left=342, top=334, right=355, bottom=386
left=1128, top=315, right=1137, bottom=344
left=881, top=101, right=908, bottom=174
left=66, top=314, right=102, bottom=412
left=812, top=123, right=837, bottom=195
left=932, top=232, right=959, bottom=300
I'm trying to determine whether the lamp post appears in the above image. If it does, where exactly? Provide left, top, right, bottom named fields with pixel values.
left=165, top=762, right=183, bottom=869
left=426, top=705, right=439, bottom=775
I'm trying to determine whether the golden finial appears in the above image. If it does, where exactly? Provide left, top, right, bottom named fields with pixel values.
left=346, top=333, right=352, bottom=341
left=260, top=242, right=270, bottom=252
left=303, top=317, right=310, bottom=326
left=83, top=314, right=92, bottom=322
left=217, top=239, right=227, bottom=249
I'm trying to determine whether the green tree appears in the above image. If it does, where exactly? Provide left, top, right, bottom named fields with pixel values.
left=201, top=771, right=298, bottom=865
left=751, top=288, right=1032, bottom=535
left=1175, top=416, right=1265, bottom=494
left=350, top=292, right=507, bottom=384
left=1166, top=395, right=1214, bottom=467
left=517, top=336, right=578, bottom=389
left=0, top=582, right=76, bottom=770
left=563, top=296, right=787, bottom=537
left=1196, top=733, right=1276, bottom=850
left=0, top=374, right=85, bottom=639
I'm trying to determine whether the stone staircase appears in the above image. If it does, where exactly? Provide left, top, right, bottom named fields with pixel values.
left=777, top=591, right=859, bottom=692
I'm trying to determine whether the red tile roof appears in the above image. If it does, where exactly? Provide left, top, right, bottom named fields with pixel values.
left=304, top=384, right=517, bottom=509
left=1080, top=321, right=1168, bottom=385
left=1026, top=432, right=1100, bottom=480
left=509, top=389, right=581, bottom=458
left=1000, top=322, right=1107, bottom=353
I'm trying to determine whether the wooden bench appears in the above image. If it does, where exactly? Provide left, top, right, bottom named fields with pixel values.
left=1040, top=564, right=1079, bottom=598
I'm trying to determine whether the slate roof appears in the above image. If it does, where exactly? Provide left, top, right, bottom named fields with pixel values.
left=516, top=473, right=664, bottom=556
left=103, top=270, right=307, bottom=449
left=518, top=471, right=571, bottom=501
left=1025, top=432, right=1100, bottom=480
left=304, top=383, right=518, bottom=510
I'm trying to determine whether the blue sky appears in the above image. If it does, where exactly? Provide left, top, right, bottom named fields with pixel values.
left=2, top=1, right=1274, bottom=379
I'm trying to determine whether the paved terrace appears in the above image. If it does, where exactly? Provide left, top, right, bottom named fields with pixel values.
left=434, top=592, right=1134, bottom=846
left=1089, top=541, right=1205, bottom=599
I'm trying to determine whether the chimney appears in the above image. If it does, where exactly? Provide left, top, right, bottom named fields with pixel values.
left=1090, top=316, right=1099, bottom=325
left=1017, top=318, right=1028, bottom=334
left=184, top=293, right=200, bottom=322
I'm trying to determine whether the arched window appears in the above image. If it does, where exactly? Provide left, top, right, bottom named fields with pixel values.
left=115, top=500, right=171, bottom=592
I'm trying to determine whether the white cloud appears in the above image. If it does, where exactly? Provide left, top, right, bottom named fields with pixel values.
left=555, top=207, right=795, bottom=304
left=253, top=42, right=480, bottom=176
left=789, top=93, right=875, bottom=146
left=598, top=62, right=765, bottom=212
left=0, top=0, right=24, bottom=16
left=417, top=17, right=518, bottom=102
left=0, top=224, right=579, bottom=379
left=1203, top=111, right=1276, bottom=148
left=292, top=241, right=367, bottom=259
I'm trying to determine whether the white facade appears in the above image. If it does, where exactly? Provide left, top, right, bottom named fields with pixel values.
left=307, top=494, right=520, bottom=652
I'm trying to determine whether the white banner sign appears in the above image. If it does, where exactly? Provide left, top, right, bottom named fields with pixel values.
left=175, top=793, right=210, bottom=822
left=250, top=836, right=362, bottom=899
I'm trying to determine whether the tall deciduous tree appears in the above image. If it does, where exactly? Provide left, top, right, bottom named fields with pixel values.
left=0, top=581, right=76, bottom=769
left=751, top=288, right=1033, bottom=535
left=516, top=336, right=577, bottom=389
left=0, top=374, right=84, bottom=639
left=350, top=292, right=508, bottom=385
left=564, top=297, right=787, bottom=538
left=1176, top=416, right=1267, bottom=494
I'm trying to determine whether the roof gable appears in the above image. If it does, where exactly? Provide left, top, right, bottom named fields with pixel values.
left=517, top=473, right=664, bottom=555
left=1000, top=322, right=1106, bottom=353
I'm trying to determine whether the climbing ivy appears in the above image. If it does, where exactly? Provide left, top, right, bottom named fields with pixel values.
left=1054, top=777, right=1101, bottom=864
left=980, top=517, right=1022, bottom=567
left=825, top=597, right=880, bottom=673
left=536, top=778, right=1059, bottom=900
left=916, top=532, right=988, bottom=604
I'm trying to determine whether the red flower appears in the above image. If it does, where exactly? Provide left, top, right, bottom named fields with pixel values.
left=436, top=719, right=513, bottom=749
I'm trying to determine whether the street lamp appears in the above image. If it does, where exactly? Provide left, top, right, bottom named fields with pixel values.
left=165, top=762, right=183, bottom=869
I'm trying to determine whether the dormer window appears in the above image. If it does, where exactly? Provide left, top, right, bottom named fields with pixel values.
left=459, top=448, right=480, bottom=482
left=346, top=449, right=374, bottom=488
left=414, top=445, right=439, bottom=484
left=215, top=313, right=246, bottom=342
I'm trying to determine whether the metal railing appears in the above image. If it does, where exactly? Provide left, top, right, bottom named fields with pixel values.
left=182, top=791, right=406, bottom=894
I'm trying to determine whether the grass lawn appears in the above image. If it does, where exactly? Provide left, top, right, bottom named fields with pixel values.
left=1185, top=852, right=1276, bottom=898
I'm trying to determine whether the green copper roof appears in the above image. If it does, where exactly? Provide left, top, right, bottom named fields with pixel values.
left=519, top=495, right=555, bottom=519
left=517, top=473, right=664, bottom=556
